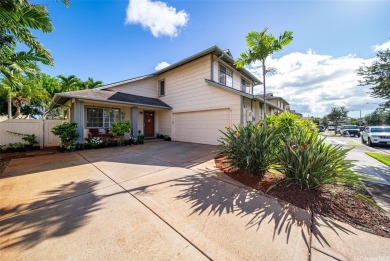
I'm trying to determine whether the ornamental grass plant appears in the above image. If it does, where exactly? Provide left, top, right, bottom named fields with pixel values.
left=219, top=122, right=280, bottom=177
left=275, top=128, right=365, bottom=189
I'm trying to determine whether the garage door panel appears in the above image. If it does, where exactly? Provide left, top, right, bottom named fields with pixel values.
left=173, top=109, right=230, bottom=145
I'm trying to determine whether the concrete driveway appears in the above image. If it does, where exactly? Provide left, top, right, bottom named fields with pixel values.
left=1, top=141, right=389, bottom=260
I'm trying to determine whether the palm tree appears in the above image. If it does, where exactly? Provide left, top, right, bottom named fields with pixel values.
left=81, top=77, right=103, bottom=90
left=0, top=0, right=54, bottom=67
left=235, top=27, right=293, bottom=119
left=0, top=74, right=49, bottom=118
left=58, top=75, right=80, bottom=92
left=0, top=0, right=69, bottom=118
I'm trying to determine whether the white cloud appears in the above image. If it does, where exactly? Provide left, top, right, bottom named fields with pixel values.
left=125, top=0, right=189, bottom=37
left=372, top=40, right=390, bottom=52
left=155, top=61, right=170, bottom=71
left=248, top=49, right=385, bottom=117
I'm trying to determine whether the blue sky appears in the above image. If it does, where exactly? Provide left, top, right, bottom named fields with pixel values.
left=37, top=0, right=390, bottom=117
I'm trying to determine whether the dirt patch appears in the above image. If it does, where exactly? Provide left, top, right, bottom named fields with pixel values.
left=215, top=156, right=390, bottom=238
left=0, top=148, right=57, bottom=177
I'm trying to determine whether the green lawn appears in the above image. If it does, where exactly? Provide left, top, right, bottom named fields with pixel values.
left=365, top=152, right=390, bottom=167
left=348, top=140, right=362, bottom=146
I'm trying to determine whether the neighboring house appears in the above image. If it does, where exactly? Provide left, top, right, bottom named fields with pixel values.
left=288, top=110, right=303, bottom=118
left=255, top=93, right=290, bottom=115
left=52, top=46, right=289, bottom=145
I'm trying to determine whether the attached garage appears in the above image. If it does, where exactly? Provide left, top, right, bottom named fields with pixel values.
left=173, top=109, right=231, bottom=145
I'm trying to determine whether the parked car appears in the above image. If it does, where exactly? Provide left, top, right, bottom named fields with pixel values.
left=317, top=125, right=325, bottom=132
left=327, top=125, right=335, bottom=131
left=361, top=126, right=390, bottom=146
left=339, top=125, right=361, bottom=137
left=335, top=125, right=343, bottom=135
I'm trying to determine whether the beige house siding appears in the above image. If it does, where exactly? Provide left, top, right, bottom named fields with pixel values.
left=268, top=99, right=289, bottom=112
left=156, top=110, right=171, bottom=136
left=157, top=55, right=241, bottom=139
left=107, top=77, right=158, bottom=98
left=252, top=100, right=261, bottom=122
left=211, top=55, right=253, bottom=94
left=242, top=98, right=262, bottom=124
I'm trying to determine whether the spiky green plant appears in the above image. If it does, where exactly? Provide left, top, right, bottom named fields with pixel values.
left=275, top=128, right=365, bottom=189
left=219, top=122, right=280, bottom=176
left=267, top=112, right=317, bottom=136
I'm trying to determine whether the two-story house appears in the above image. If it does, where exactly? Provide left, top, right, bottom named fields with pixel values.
left=255, top=93, right=290, bottom=115
left=52, top=46, right=287, bottom=145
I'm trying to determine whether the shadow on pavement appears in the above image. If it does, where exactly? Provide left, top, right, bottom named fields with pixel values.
left=172, top=171, right=357, bottom=248
left=0, top=180, right=102, bottom=250
left=354, top=164, right=390, bottom=184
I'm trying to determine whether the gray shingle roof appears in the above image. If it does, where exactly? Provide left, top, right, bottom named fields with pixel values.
left=54, top=89, right=171, bottom=109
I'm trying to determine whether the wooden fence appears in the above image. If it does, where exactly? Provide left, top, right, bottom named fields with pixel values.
left=0, top=119, right=68, bottom=148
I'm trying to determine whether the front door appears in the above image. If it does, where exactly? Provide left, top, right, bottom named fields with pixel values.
left=144, top=111, right=155, bottom=137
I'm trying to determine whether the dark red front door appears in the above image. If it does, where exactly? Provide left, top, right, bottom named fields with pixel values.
left=144, top=111, right=154, bottom=137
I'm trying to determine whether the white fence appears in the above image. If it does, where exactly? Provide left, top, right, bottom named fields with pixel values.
left=0, top=119, right=68, bottom=148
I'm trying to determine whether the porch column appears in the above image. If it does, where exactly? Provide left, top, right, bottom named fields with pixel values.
left=74, top=100, right=84, bottom=143
left=131, top=107, right=138, bottom=137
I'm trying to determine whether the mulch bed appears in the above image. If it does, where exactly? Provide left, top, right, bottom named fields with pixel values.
left=215, top=156, right=390, bottom=238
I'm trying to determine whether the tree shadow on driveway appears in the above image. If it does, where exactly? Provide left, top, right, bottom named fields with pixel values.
left=172, top=171, right=356, bottom=248
left=0, top=180, right=102, bottom=250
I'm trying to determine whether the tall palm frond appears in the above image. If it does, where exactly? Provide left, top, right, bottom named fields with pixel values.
left=235, top=27, right=293, bottom=119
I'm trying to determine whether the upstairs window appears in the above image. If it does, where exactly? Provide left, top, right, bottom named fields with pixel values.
left=159, top=80, right=165, bottom=96
left=219, top=64, right=233, bottom=87
left=241, top=78, right=251, bottom=94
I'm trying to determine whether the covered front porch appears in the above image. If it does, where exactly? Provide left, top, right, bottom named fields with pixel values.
left=52, top=89, right=171, bottom=143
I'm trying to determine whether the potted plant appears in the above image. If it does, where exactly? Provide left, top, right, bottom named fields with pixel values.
left=164, top=135, right=171, bottom=141
left=138, top=134, right=145, bottom=144
left=51, top=122, right=80, bottom=152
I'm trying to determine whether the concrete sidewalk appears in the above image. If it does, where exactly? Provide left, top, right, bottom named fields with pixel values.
left=1, top=142, right=389, bottom=260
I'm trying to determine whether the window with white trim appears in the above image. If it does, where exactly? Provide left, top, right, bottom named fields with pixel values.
left=86, top=108, right=120, bottom=128
left=159, top=80, right=165, bottom=96
left=219, top=64, right=233, bottom=87
left=241, top=78, right=251, bottom=94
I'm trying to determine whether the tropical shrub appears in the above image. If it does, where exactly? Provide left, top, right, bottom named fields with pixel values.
left=219, top=122, right=280, bottom=176
left=267, top=112, right=317, bottom=137
left=7, top=131, right=38, bottom=147
left=111, top=120, right=131, bottom=137
left=275, top=128, right=364, bottom=189
left=51, top=122, right=80, bottom=149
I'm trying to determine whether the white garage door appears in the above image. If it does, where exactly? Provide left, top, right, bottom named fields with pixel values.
left=174, top=109, right=230, bottom=145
